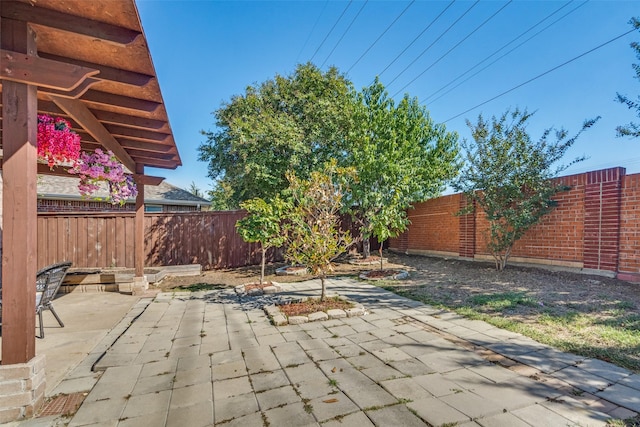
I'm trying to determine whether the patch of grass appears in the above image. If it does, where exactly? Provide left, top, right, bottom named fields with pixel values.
left=467, top=292, right=537, bottom=311
left=607, top=415, right=640, bottom=427
left=303, top=402, right=313, bottom=414
left=328, top=378, right=338, bottom=387
left=383, top=287, right=640, bottom=373
left=616, top=301, right=636, bottom=311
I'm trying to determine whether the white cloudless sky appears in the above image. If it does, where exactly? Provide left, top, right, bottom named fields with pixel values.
left=136, top=0, right=640, bottom=193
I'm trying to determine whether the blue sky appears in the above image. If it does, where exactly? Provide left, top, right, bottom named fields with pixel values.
left=136, top=0, right=640, bottom=194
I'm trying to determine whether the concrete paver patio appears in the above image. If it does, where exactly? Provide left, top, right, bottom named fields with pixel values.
left=7, top=277, right=640, bottom=426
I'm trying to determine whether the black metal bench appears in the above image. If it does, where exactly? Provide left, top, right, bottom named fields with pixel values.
left=0, top=261, right=72, bottom=338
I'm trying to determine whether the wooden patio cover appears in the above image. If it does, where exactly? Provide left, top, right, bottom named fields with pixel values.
left=0, top=0, right=183, bottom=364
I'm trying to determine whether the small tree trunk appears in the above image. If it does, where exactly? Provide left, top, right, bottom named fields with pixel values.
left=320, top=274, right=326, bottom=302
left=260, top=246, right=266, bottom=284
left=379, top=245, right=383, bottom=271
left=363, top=237, right=371, bottom=259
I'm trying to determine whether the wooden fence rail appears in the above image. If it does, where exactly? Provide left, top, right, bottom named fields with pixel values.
left=37, top=211, right=277, bottom=270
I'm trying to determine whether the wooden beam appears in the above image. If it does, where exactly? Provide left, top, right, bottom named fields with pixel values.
left=39, top=77, right=100, bottom=99
left=104, top=124, right=170, bottom=142
left=0, top=1, right=141, bottom=46
left=36, top=100, right=65, bottom=115
left=125, top=149, right=176, bottom=161
left=134, top=175, right=165, bottom=186
left=1, top=17, right=38, bottom=365
left=38, top=53, right=154, bottom=87
left=117, top=138, right=175, bottom=153
left=132, top=157, right=181, bottom=169
left=90, top=110, right=166, bottom=130
left=0, top=160, right=165, bottom=186
left=1, top=48, right=99, bottom=90
left=82, top=90, right=161, bottom=113
left=134, top=164, right=145, bottom=278
left=49, top=96, right=136, bottom=172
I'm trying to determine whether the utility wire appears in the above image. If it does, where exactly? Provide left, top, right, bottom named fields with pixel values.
left=347, top=1, right=415, bottom=73
left=296, top=1, right=329, bottom=63
left=425, top=0, right=587, bottom=104
left=387, top=1, right=479, bottom=88
left=321, top=0, right=369, bottom=68
left=377, top=1, right=456, bottom=80
left=443, top=26, right=639, bottom=123
left=392, top=0, right=511, bottom=98
left=309, top=1, right=352, bottom=63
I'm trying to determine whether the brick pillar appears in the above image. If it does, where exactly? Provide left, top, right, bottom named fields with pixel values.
left=583, top=167, right=625, bottom=273
left=458, top=194, right=475, bottom=258
left=0, top=354, right=46, bottom=423
left=394, top=229, right=409, bottom=254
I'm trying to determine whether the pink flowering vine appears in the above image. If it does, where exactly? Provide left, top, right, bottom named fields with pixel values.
left=69, top=149, right=138, bottom=205
left=37, top=114, right=81, bottom=168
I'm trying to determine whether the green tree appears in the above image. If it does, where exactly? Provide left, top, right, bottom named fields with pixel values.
left=199, top=63, right=356, bottom=208
left=187, top=181, right=204, bottom=199
left=284, top=163, right=353, bottom=301
left=347, top=79, right=459, bottom=260
left=616, top=17, right=640, bottom=139
left=454, top=108, right=599, bottom=271
left=235, top=197, right=287, bottom=285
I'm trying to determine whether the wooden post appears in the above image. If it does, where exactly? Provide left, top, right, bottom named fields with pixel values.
left=135, top=164, right=145, bottom=278
left=1, top=19, right=38, bottom=365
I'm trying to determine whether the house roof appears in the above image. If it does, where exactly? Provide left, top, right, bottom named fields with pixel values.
left=38, top=175, right=209, bottom=206
left=0, top=0, right=182, bottom=172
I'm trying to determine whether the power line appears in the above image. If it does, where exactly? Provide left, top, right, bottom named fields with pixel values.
left=309, top=1, right=352, bottom=63
left=443, top=26, right=639, bottom=123
left=296, top=1, right=329, bottom=63
left=386, top=1, right=479, bottom=88
left=425, top=1, right=588, bottom=104
left=347, top=1, right=415, bottom=74
left=321, top=0, right=369, bottom=68
left=392, top=0, right=511, bottom=98
left=377, top=1, right=456, bottom=80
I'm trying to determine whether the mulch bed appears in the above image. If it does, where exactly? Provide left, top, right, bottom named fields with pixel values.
left=364, top=269, right=402, bottom=278
left=360, top=268, right=409, bottom=280
left=278, top=297, right=354, bottom=317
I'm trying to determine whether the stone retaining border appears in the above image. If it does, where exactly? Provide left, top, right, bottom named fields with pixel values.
left=263, top=296, right=366, bottom=326
left=275, top=265, right=308, bottom=276
left=359, top=269, right=409, bottom=281
left=234, top=282, right=283, bottom=296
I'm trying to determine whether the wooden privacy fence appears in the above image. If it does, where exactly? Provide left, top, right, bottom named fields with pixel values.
left=37, top=211, right=280, bottom=270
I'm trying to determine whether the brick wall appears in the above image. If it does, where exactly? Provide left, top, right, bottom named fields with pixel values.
left=389, top=168, right=639, bottom=282
left=390, top=194, right=460, bottom=255
left=619, top=173, right=640, bottom=282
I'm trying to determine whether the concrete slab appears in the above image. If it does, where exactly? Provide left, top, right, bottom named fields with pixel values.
left=407, top=397, right=470, bottom=426
left=597, top=383, right=640, bottom=412
left=12, top=277, right=640, bottom=427
left=263, top=402, right=319, bottom=426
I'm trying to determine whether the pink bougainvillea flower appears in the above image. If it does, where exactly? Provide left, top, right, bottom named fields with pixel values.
left=37, top=114, right=81, bottom=168
left=69, top=148, right=137, bottom=205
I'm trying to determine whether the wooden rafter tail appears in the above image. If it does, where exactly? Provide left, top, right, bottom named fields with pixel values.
left=0, top=49, right=100, bottom=90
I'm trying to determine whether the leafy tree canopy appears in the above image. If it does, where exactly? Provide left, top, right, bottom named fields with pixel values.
left=616, top=17, right=640, bottom=139
left=199, top=63, right=356, bottom=209
left=236, top=197, right=287, bottom=284
left=454, top=108, right=599, bottom=270
left=284, top=161, right=354, bottom=301
left=346, top=79, right=459, bottom=257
